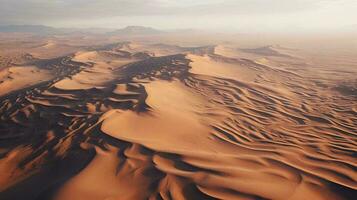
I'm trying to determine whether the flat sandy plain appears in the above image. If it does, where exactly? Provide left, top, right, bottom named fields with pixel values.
left=0, top=32, right=356, bottom=200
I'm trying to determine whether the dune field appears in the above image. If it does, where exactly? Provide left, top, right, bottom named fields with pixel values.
left=0, top=34, right=356, bottom=200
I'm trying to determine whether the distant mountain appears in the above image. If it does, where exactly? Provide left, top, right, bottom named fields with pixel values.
left=0, top=25, right=57, bottom=34
left=68, top=27, right=116, bottom=34
left=0, top=25, right=187, bottom=36
left=0, top=25, right=116, bottom=35
left=107, top=26, right=164, bottom=35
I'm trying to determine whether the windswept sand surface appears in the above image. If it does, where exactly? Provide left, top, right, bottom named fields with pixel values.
left=0, top=37, right=356, bottom=200
left=0, top=66, right=53, bottom=96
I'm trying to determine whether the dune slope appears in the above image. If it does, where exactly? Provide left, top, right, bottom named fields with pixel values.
left=0, top=42, right=356, bottom=200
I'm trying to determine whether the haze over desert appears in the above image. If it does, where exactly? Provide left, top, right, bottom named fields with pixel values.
left=0, top=0, right=357, bottom=200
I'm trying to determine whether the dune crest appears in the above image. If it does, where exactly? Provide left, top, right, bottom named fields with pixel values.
left=0, top=38, right=356, bottom=200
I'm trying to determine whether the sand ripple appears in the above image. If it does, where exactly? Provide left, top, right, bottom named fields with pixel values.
left=0, top=44, right=356, bottom=200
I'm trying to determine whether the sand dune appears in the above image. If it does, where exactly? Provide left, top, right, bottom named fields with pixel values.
left=119, top=42, right=215, bottom=57
left=0, top=66, right=53, bottom=96
left=0, top=37, right=356, bottom=200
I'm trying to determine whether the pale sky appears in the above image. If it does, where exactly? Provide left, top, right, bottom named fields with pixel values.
left=0, top=0, right=356, bottom=32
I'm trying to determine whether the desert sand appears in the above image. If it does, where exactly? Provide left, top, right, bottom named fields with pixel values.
left=0, top=33, right=356, bottom=200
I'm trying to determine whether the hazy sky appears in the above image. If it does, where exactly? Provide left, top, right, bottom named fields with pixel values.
left=0, top=0, right=356, bottom=32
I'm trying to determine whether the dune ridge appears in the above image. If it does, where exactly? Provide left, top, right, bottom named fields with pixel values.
left=0, top=40, right=356, bottom=200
